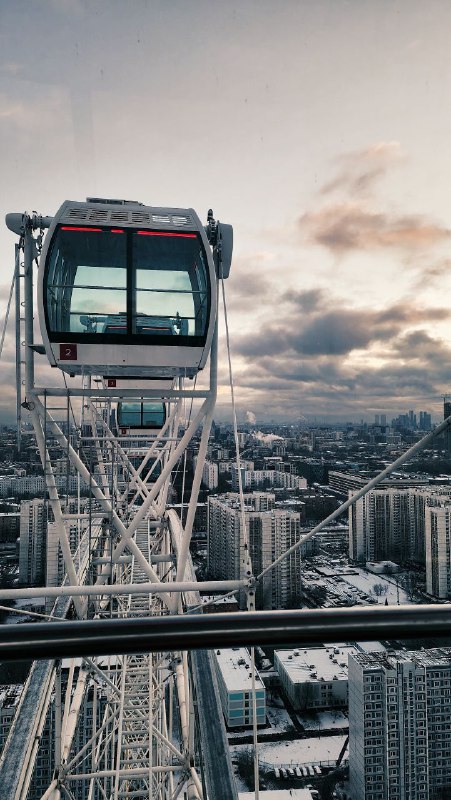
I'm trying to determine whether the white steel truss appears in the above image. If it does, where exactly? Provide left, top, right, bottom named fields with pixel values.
left=0, top=214, right=239, bottom=800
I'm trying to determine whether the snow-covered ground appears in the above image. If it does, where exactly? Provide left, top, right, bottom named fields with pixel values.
left=266, top=703, right=297, bottom=733
left=231, top=735, right=348, bottom=769
left=298, top=710, right=348, bottom=731
left=340, top=568, right=410, bottom=605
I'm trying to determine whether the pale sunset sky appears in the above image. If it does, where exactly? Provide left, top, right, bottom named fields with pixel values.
left=2, top=0, right=451, bottom=423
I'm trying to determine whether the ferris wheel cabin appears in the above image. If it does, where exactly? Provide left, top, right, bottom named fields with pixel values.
left=37, top=199, right=231, bottom=378
left=115, top=401, right=167, bottom=435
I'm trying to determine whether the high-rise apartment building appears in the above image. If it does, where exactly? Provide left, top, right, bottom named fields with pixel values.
left=349, top=487, right=451, bottom=568
left=200, top=459, right=219, bottom=490
left=425, top=503, right=451, bottom=598
left=207, top=493, right=302, bottom=608
left=349, top=488, right=410, bottom=564
left=349, top=648, right=451, bottom=800
left=329, top=471, right=428, bottom=495
left=19, top=498, right=47, bottom=585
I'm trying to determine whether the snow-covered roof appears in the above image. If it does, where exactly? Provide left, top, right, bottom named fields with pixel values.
left=275, top=645, right=359, bottom=683
left=215, top=647, right=265, bottom=692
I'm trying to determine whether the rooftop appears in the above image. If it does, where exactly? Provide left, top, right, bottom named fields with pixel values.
left=351, top=646, right=451, bottom=671
left=216, top=647, right=265, bottom=692
left=275, top=645, right=360, bottom=683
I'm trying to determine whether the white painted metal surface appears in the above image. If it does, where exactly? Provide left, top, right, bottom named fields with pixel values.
left=1, top=206, right=238, bottom=800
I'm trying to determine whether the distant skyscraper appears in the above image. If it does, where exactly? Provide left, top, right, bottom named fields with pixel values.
left=419, top=411, right=431, bottom=431
left=380, top=413, right=386, bottom=426
left=375, top=414, right=380, bottom=425
left=349, top=648, right=451, bottom=800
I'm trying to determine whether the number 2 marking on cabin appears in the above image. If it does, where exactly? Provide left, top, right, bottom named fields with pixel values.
left=59, top=344, right=78, bottom=360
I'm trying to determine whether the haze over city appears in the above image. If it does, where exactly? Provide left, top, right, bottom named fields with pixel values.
left=2, top=1, right=451, bottom=422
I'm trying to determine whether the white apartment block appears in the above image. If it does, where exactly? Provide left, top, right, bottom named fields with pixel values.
left=201, top=459, right=219, bottom=489
left=275, top=645, right=359, bottom=710
left=0, top=474, right=79, bottom=497
left=208, top=493, right=302, bottom=608
left=349, top=648, right=451, bottom=800
left=218, top=459, right=254, bottom=475
left=215, top=647, right=266, bottom=728
left=231, top=465, right=307, bottom=492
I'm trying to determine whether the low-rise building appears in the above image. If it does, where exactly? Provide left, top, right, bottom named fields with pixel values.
left=215, top=647, right=266, bottom=728
left=274, top=645, right=359, bottom=710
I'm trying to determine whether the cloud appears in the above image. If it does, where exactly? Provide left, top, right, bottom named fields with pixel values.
left=321, top=141, right=403, bottom=197
left=281, top=288, right=324, bottom=312
left=234, top=296, right=451, bottom=360
left=227, top=268, right=275, bottom=311
left=0, top=62, right=24, bottom=77
left=225, top=287, right=451, bottom=421
left=300, top=141, right=450, bottom=258
left=412, top=257, right=451, bottom=289
left=299, top=203, right=450, bottom=254
left=225, top=336, right=451, bottom=421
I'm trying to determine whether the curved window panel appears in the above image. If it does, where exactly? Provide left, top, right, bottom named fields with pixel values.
left=117, top=402, right=142, bottom=428
left=142, top=402, right=166, bottom=428
left=45, top=228, right=127, bottom=335
left=133, top=232, right=209, bottom=337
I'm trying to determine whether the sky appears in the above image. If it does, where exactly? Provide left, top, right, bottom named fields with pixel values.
left=2, top=0, right=451, bottom=424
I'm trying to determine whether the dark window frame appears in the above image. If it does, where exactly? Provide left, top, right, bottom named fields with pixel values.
left=44, top=225, right=211, bottom=349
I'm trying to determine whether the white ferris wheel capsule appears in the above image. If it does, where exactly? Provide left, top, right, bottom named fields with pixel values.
left=115, top=400, right=167, bottom=436
left=37, top=198, right=232, bottom=378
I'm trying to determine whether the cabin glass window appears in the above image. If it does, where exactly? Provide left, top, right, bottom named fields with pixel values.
left=117, top=402, right=166, bottom=429
left=45, top=226, right=209, bottom=342
left=133, top=233, right=209, bottom=337
left=46, top=229, right=127, bottom=334
left=142, top=403, right=166, bottom=428
left=117, top=403, right=141, bottom=428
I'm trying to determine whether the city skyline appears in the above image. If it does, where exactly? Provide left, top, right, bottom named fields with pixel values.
left=3, top=2, right=451, bottom=424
